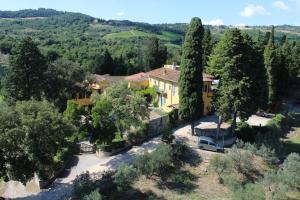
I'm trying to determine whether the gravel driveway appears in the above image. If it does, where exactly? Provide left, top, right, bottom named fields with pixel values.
left=3, top=120, right=213, bottom=200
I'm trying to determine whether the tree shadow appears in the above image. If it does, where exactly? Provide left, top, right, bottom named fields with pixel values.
left=156, top=169, right=198, bottom=194
left=57, top=155, right=79, bottom=178
left=182, top=147, right=202, bottom=167
left=107, top=188, right=166, bottom=200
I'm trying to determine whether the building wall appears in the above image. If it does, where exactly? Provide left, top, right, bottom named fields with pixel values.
left=128, top=80, right=149, bottom=90
left=149, top=77, right=213, bottom=115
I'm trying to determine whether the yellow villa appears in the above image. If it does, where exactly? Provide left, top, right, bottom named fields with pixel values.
left=146, top=65, right=214, bottom=115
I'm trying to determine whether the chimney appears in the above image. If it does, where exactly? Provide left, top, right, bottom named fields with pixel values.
left=163, top=69, right=167, bottom=75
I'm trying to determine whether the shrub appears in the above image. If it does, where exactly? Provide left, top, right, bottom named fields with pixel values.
left=113, top=164, right=139, bottom=191
left=263, top=172, right=289, bottom=200
left=256, top=145, right=279, bottom=165
left=161, top=126, right=174, bottom=144
left=172, top=141, right=189, bottom=162
left=96, top=171, right=115, bottom=193
left=168, top=109, right=179, bottom=127
left=232, top=182, right=265, bottom=200
left=134, top=151, right=153, bottom=177
left=83, top=189, right=102, bottom=200
left=127, top=122, right=149, bottom=143
left=209, top=155, right=231, bottom=184
left=228, top=147, right=255, bottom=180
left=280, top=153, right=300, bottom=189
left=149, top=144, right=174, bottom=176
left=111, top=132, right=126, bottom=149
left=73, top=172, right=95, bottom=199
left=134, top=144, right=174, bottom=177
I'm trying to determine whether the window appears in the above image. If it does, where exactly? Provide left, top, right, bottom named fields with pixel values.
left=173, top=84, right=176, bottom=96
left=200, top=140, right=208, bottom=145
left=209, top=142, right=216, bottom=147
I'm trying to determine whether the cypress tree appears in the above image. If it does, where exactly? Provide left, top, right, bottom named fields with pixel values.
left=179, top=17, right=204, bottom=135
left=264, top=35, right=279, bottom=105
left=145, top=37, right=167, bottom=71
left=202, top=29, right=212, bottom=68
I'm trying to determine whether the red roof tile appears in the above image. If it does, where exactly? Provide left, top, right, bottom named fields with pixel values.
left=147, top=68, right=213, bottom=83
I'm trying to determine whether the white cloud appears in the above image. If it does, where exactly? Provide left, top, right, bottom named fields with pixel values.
left=233, top=23, right=247, bottom=27
left=273, top=1, right=288, bottom=10
left=203, top=18, right=224, bottom=26
left=240, top=4, right=270, bottom=17
left=116, top=11, right=125, bottom=17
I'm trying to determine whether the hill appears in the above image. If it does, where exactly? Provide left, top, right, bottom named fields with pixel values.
left=0, top=8, right=299, bottom=74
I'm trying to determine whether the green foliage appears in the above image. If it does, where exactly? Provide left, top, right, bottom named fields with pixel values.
left=209, top=155, right=231, bottom=183
left=45, top=58, right=85, bottom=110
left=280, top=153, right=300, bottom=189
left=227, top=146, right=255, bottom=179
left=210, top=29, right=266, bottom=122
left=4, top=37, right=46, bottom=101
left=73, top=172, right=95, bottom=199
left=161, top=126, right=175, bottom=144
left=92, top=83, right=148, bottom=146
left=134, top=144, right=174, bottom=177
left=83, top=189, right=102, bottom=200
left=64, top=101, right=86, bottom=127
left=144, top=37, right=167, bottom=71
left=134, top=150, right=153, bottom=177
left=179, top=17, right=204, bottom=123
left=202, top=29, right=213, bottom=68
left=113, top=164, right=139, bottom=191
left=232, top=182, right=265, bottom=200
left=127, top=122, right=149, bottom=143
left=0, top=100, right=75, bottom=183
left=168, top=109, right=179, bottom=128
left=92, top=95, right=116, bottom=144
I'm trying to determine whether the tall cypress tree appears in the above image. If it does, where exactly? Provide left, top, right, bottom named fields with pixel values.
left=202, top=29, right=212, bottom=68
left=179, top=17, right=204, bottom=135
left=4, top=37, right=46, bottom=101
left=264, top=33, right=279, bottom=105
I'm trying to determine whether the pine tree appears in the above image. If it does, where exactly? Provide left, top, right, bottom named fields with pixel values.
left=210, top=29, right=261, bottom=134
left=4, top=37, right=46, bottom=101
left=179, top=17, right=204, bottom=135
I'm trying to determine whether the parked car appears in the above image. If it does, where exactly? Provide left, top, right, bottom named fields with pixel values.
left=198, top=136, right=224, bottom=152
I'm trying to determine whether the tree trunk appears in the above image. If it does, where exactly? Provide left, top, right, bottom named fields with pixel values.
left=231, top=112, right=237, bottom=136
left=216, top=115, right=222, bottom=140
left=191, top=121, right=195, bottom=135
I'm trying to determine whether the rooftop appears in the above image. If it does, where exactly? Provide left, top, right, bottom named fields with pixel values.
left=147, top=67, right=214, bottom=83
left=125, top=72, right=148, bottom=82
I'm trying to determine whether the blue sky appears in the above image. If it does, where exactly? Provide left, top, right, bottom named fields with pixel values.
left=0, top=0, right=299, bottom=25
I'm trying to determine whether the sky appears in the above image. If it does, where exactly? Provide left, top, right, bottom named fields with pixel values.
left=0, top=0, right=299, bottom=25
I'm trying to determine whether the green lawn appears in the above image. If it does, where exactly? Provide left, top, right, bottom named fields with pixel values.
left=284, top=130, right=300, bottom=154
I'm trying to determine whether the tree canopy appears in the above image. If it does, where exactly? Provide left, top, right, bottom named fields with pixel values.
left=0, top=100, right=75, bottom=183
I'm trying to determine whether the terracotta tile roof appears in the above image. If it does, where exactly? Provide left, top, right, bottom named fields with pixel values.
left=125, top=72, right=149, bottom=82
left=90, top=74, right=110, bottom=83
left=147, top=68, right=213, bottom=83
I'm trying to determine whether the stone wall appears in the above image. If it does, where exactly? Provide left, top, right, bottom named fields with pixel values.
left=148, top=115, right=170, bottom=137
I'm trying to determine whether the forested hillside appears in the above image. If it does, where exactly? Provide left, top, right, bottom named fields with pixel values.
left=0, top=8, right=300, bottom=76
